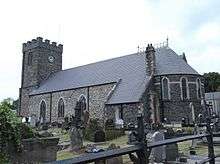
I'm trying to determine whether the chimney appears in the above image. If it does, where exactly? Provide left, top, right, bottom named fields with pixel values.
left=145, top=44, right=156, bottom=76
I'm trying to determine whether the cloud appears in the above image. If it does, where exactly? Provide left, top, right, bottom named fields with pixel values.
left=195, top=22, right=220, bottom=45
left=0, top=0, right=219, bottom=100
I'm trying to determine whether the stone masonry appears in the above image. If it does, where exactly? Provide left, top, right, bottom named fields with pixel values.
left=19, top=37, right=205, bottom=127
left=19, top=37, right=63, bottom=116
left=29, top=83, right=115, bottom=124
left=154, top=74, right=204, bottom=123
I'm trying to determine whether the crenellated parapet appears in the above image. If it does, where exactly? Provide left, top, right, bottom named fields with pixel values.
left=22, top=37, right=63, bottom=53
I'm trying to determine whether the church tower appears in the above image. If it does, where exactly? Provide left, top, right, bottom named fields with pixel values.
left=19, top=37, right=63, bottom=116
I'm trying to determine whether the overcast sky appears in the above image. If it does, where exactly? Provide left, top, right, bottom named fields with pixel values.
left=0, top=0, right=219, bottom=101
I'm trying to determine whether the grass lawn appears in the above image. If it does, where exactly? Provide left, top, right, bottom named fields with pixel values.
left=57, top=134, right=133, bottom=163
left=178, top=140, right=220, bottom=156
left=56, top=135, right=129, bottom=160
left=53, top=128, right=220, bottom=162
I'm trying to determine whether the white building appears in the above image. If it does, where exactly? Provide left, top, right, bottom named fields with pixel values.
left=205, top=92, right=220, bottom=116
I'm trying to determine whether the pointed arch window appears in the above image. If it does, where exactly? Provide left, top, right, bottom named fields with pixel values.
left=181, top=77, right=188, bottom=100
left=58, top=98, right=65, bottom=118
left=162, top=77, right=170, bottom=100
left=197, top=78, right=202, bottom=99
left=40, top=101, right=46, bottom=122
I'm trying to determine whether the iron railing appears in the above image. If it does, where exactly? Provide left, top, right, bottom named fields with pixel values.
left=50, top=115, right=219, bottom=164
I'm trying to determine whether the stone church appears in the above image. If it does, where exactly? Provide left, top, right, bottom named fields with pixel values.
left=19, top=37, right=204, bottom=126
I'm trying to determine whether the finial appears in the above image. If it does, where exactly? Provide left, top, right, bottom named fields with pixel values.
left=137, top=45, right=140, bottom=53
left=166, top=36, right=169, bottom=47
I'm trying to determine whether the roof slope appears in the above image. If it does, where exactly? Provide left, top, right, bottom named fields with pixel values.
left=155, top=48, right=199, bottom=75
left=30, top=47, right=199, bottom=104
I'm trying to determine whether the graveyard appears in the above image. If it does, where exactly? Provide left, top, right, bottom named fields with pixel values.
left=23, top=111, right=220, bottom=163
left=2, top=97, right=220, bottom=163
left=43, top=113, right=220, bottom=163
left=54, top=129, right=220, bottom=162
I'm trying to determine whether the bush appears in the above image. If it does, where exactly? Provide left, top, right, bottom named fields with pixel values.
left=16, top=123, right=36, bottom=139
left=83, top=118, right=125, bottom=141
left=83, top=119, right=102, bottom=141
left=0, top=99, right=36, bottom=161
left=105, top=129, right=125, bottom=141
left=183, top=127, right=194, bottom=134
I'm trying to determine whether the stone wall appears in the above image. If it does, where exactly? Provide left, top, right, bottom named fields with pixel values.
left=20, top=37, right=63, bottom=117
left=29, top=83, right=115, bottom=124
left=10, top=137, right=59, bottom=163
left=29, top=93, right=51, bottom=121
left=89, top=84, right=115, bottom=125
left=105, top=79, right=153, bottom=126
left=20, top=86, right=35, bottom=116
left=162, top=101, right=201, bottom=123
left=154, top=74, right=204, bottom=123
left=51, top=88, right=87, bottom=122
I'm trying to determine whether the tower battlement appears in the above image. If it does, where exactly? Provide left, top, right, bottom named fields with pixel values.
left=22, top=37, right=63, bottom=53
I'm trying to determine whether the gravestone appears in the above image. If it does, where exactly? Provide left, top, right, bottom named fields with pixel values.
left=83, top=110, right=90, bottom=126
left=75, top=101, right=82, bottom=124
left=42, top=123, right=49, bottom=130
left=105, top=119, right=114, bottom=129
left=62, top=116, right=70, bottom=131
left=128, top=131, right=137, bottom=145
left=70, top=127, right=83, bottom=150
left=115, top=119, right=124, bottom=129
left=191, top=125, right=198, bottom=148
left=164, top=129, right=179, bottom=161
left=152, top=131, right=166, bottom=163
left=166, top=144, right=179, bottom=161
left=39, top=130, right=53, bottom=137
left=95, top=144, right=123, bottom=164
left=94, top=130, right=105, bottom=142
left=106, top=144, right=123, bottom=164
left=25, top=117, right=29, bottom=123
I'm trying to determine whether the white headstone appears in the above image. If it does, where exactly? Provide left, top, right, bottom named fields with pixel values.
left=30, top=115, right=37, bottom=127
left=152, top=131, right=166, bottom=162
left=115, top=119, right=124, bottom=128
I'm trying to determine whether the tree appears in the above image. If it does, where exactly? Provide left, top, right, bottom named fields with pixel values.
left=1, top=98, right=18, bottom=111
left=0, top=98, right=36, bottom=162
left=203, top=72, right=220, bottom=92
left=0, top=99, right=21, bottom=163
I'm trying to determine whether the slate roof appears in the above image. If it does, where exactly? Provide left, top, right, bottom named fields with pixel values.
left=30, top=47, right=199, bottom=104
